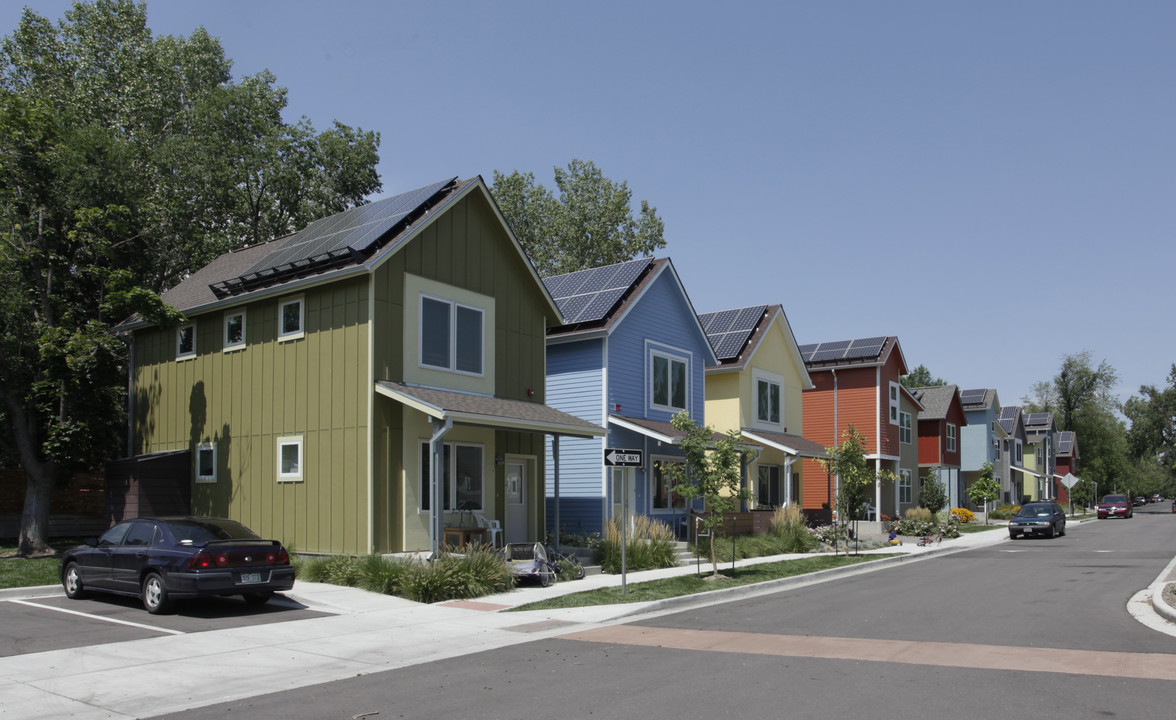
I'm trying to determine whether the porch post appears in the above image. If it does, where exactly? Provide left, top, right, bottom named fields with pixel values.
left=430, top=417, right=452, bottom=556
left=553, top=434, right=560, bottom=549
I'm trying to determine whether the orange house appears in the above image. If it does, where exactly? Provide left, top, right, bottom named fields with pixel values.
left=798, top=336, right=909, bottom=523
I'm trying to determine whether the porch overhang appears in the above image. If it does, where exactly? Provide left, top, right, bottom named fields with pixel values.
left=375, top=382, right=607, bottom=438
left=609, top=414, right=759, bottom=452
left=1013, top=466, right=1043, bottom=478
left=740, top=429, right=830, bottom=460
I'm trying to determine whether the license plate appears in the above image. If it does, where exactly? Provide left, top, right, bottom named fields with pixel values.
left=239, top=572, right=262, bottom=584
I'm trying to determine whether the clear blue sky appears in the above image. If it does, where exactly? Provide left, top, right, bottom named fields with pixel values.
left=6, top=1, right=1174, bottom=410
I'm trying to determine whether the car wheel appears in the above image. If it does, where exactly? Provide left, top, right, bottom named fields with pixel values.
left=62, top=562, right=88, bottom=600
left=1046, top=526, right=1055, bottom=539
left=243, top=591, right=273, bottom=606
left=1009, top=531, right=1018, bottom=540
left=141, top=572, right=173, bottom=614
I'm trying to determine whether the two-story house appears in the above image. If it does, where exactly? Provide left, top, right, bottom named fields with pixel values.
left=910, top=385, right=968, bottom=510
left=543, top=257, right=716, bottom=538
left=798, top=336, right=910, bottom=524
left=1022, top=412, right=1058, bottom=501
left=996, top=405, right=1030, bottom=505
left=121, top=176, right=605, bottom=556
left=959, top=388, right=1002, bottom=510
left=1054, top=431, right=1080, bottom=506
left=699, top=305, right=826, bottom=510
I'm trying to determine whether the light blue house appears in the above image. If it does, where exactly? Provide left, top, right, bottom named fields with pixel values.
left=959, top=388, right=1002, bottom=509
left=542, top=257, right=717, bottom=539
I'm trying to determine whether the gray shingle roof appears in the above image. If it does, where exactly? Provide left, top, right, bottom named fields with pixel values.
left=911, top=385, right=959, bottom=421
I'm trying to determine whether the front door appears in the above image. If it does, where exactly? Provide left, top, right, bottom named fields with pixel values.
left=505, top=461, right=528, bottom=544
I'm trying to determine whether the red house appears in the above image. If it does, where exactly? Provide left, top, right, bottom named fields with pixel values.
left=910, top=385, right=968, bottom=509
left=1054, top=431, right=1080, bottom=505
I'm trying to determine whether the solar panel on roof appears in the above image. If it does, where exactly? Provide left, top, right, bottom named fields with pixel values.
left=811, top=348, right=848, bottom=362
left=1000, top=406, right=1018, bottom=420
left=712, top=333, right=747, bottom=359
left=820, top=340, right=852, bottom=351
left=960, top=389, right=987, bottom=405
left=732, top=306, right=764, bottom=331
left=547, top=257, right=650, bottom=324
left=1026, top=413, right=1051, bottom=426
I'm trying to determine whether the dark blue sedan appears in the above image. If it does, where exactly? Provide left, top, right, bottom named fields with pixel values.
left=60, top=517, right=295, bottom=614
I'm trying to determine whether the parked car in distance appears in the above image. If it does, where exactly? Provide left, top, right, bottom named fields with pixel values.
left=60, top=516, right=295, bottom=614
left=1132, top=496, right=1147, bottom=507
left=1096, top=494, right=1133, bottom=519
left=1151, top=494, right=1163, bottom=503
left=1009, top=502, right=1067, bottom=539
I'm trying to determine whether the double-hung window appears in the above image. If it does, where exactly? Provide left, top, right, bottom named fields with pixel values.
left=419, top=442, right=484, bottom=511
left=946, top=423, right=957, bottom=452
left=421, top=295, right=484, bottom=375
left=177, top=324, right=196, bottom=360
left=652, top=460, right=684, bottom=510
left=889, top=382, right=900, bottom=424
left=757, top=379, right=781, bottom=425
left=757, top=465, right=782, bottom=508
left=279, top=297, right=304, bottom=341
left=899, top=469, right=913, bottom=504
left=224, top=310, right=245, bottom=351
left=899, top=411, right=912, bottom=444
left=1015, top=439, right=1023, bottom=464
left=651, top=351, right=688, bottom=412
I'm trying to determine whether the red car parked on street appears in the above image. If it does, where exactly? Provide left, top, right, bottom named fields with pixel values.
left=1096, top=494, right=1133, bottom=519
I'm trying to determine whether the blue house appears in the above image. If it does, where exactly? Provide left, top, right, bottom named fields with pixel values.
left=542, top=257, right=717, bottom=539
left=959, top=388, right=1002, bottom=510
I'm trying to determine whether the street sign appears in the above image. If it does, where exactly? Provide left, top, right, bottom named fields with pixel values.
left=604, top=448, right=643, bottom=467
left=1059, top=472, right=1079, bottom=489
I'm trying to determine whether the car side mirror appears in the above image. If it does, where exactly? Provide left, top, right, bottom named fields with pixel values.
left=84, top=537, right=98, bottom=547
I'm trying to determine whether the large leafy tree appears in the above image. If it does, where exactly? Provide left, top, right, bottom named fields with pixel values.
left=491, top=159, right=665, bottom=276
left=1124, top=364, right=1176, bottom=488
left=0, top=0, right=381, bottom=555
left=901, top=364, right=947, bottom=389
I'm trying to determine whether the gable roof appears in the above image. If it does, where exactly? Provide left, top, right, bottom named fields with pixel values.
left=699, top=304, right=770, bottom=364
left=1056, top=430, right=1078, bottom=458
left=122, top=176, right=559, bottom=328
left=998, top=405, right=1023, bottom=437
left=960, top=388, right=999, bottom=412
left=910, top=385, right=961, bottom=422
left=1023, top=411, right=1056, bottom=443
left=799, top=336, right=907, bottom=374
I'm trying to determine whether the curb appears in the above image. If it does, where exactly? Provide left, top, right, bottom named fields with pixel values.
left=1155, top=582, right=1176, bottom=624
left=0, top=584, right=60, bottom=601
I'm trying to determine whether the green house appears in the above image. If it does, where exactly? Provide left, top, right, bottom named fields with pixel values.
left=122, top=177, right=605, bottom=555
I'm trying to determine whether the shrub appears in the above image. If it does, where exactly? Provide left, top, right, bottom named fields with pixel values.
left=324, top=555, right=364, bottom=587
left=600, top=516, right=677, bottom=573
left=988, top=504, right=1019, bottom=520
left=810, top=523, right=850, bottom=546
left=356, top=555, right=409, bottom=595
left=949, top=507, right=974, bottom=524
left=770, top=504, right=816, bottom=554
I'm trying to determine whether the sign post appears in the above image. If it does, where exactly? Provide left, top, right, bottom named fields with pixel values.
left=1059, top=472, right=1079, bottom=516
left=604, top=449, right=643, bottom=593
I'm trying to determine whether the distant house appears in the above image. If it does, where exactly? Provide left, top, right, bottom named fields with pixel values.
left=959, top=388, right=1002, bottom=509
left=910, top=385, right=968, bottom=510
left=996, top=405, right=1030, bottom=504
left=121, top=176, right=605, bottom=556
left=543, top=257, right=717, bottom=538
left=700, top=305, right=826, bottom=511
left=798, top=336, right=911, bottom=523
left=1054, top=431, right=1080, bottom=505
left=1022, top=412, right=1058, bottom=501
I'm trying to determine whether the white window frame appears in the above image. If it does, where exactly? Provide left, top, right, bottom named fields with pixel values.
left=899, top=469, right=913, bottom=504
left=946, top=423, right=957, bottom=452
left=650, top=347, right=689, bottom=413
left=651, top=458, right=685, bottom=511
left=196, top=443, right=217, bottom=484
left=899, top=411, right=912, bottom=444
left=756, top=464, right=782, bottom=508
left=277, top=436, right=303, bottom=482
left=278, top=296, right=304, bottom=342
left=177, top=323, right=196, bottom=360
left=223, top=309, right=246, bottom=352
left=418, top=440, right=485, bottom=512
left=418, top=293, right=485, bottom=377
left=1015, top=439, right=1023, bottom=464
left=889, top=382, right=900, bottom=425
left=753, top=369, right=784, bottom=426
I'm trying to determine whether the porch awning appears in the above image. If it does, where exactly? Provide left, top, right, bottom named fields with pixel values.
left=1012, top=466, right=1043, bottom=478
left=740, top=428, right=829, bottom=460
left=375, top=382, right=607, bottom=438
left=608, top=414, right=760, bottom=452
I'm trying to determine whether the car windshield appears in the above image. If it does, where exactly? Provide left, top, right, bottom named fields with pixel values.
left=1016, top=504, right=1052, bottom=518
left=163, top=518, right=260, bottom=544
left=1102, top=495, right=1127, bottom=504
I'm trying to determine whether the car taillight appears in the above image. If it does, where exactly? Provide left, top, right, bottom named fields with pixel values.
left=189, top=551, right=214, bottom=569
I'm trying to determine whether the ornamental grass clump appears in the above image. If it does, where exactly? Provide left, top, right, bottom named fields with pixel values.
left=600, top=515, right=677, bottom=573
left=771, top=504, right=817, bottom=554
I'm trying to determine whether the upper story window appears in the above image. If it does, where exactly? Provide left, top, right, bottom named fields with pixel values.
left=1035, top=446, right=1043, bottom=466
left=651, top=349, right=688, bottom=412
left=899, top=411, right=912, bottom=444
left=224, top=310, right=245, bottom=351
left=279, top=296, right=304, bottom=342
left=420, top=295, right=484, bottom=375
left=753, top=369, right=784, bottom=426
left=946, top=423, right=957, bottom=452
left=1015, top=439, right=1023, bottom=464
left=177, top=324, right=196, bottom=360
left=888, top=382, right=900, bottom=425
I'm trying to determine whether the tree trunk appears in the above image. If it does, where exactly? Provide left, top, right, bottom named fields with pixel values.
left=19, top=467, right=55, bottom=556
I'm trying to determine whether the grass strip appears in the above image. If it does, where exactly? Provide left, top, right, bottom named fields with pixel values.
left=509, top=553, right=900, bottom=611
left=0, top=546, right=63, bottom=589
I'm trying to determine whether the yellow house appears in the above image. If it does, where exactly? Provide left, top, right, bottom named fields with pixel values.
left=699, top=305, right=826, bottom=508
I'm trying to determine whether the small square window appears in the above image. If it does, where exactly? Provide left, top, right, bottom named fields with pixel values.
left=279, top=297, right=304, bottom=341
left=224, top=311, right=245, bottom=351
left=278, top=437, right=303, bottom=482
left=196, top=444, right=216, bottom=483
left=177, top=324, right=196, bottom=359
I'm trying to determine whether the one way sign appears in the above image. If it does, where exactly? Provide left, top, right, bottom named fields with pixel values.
left=604, top=448, right=643, bottom=467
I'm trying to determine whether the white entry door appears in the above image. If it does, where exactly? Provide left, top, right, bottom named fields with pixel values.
left=505, top=461, right=528, bottom=544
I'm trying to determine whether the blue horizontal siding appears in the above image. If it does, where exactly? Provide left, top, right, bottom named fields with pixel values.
left=546, top=497, right=606, bottom=537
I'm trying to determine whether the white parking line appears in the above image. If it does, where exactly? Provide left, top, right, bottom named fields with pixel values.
left=9, top=598, right=186, bottom=635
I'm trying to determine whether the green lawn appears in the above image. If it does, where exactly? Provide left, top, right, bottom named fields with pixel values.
left=508, top=553, right=899, bottom=611
left=0, top=545, right=64, bottom=589
left=956, top=523, right=1007, bottom=534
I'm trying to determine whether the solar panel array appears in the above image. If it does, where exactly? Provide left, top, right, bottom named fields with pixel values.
left=544, top=258, right=650, bottom=325
left=240, top=177, right=458, bottom=279
left=1025, top=412, right=1051, bottom=427
left=799, top=336, right=889, bottom=364
left=998, top=405, right=1018, bottom=432
left=960, top=388, right=988, bottom=406
left=699, top=306, right=767, bottom=361
left=1058, top=432, right=1073, bottom=454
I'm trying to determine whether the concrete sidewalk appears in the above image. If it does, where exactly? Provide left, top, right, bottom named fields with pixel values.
left=1, top=518, right=1164, bottom=720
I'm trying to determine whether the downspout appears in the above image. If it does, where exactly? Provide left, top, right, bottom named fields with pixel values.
left=553, top=435, right=560, bottom=549
left=831, top=368, right=838, bottom=518
left=429, top=416, right=453, bottom=556
left=126, top=334, right=135, bottom=458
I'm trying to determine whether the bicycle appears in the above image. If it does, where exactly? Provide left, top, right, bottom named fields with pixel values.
left=543, top=544, right=586, bottom=581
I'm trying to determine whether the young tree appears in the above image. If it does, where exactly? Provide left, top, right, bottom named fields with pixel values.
left=0, top=0, right=381, bottom=555
left=492, top=159, right=665, bottom=276
left=902, top=364, right=947, bottom=389
left=819, top=425, right=875, bottom=552
left=919, top=468, right=948, bottom=515
left=663, top=411, right=748, bottom=578
left=966, top=462, right=1001, bottom=524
